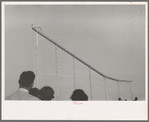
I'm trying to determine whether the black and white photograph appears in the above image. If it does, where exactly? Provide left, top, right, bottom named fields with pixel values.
left=2, top=1, right=148, bottom=120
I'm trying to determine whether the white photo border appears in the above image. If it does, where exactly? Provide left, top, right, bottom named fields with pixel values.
left=2, top=1, right=148, bottom=120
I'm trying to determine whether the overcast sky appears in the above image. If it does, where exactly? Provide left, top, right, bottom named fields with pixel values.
left=5, top=4, right=146, bottom=100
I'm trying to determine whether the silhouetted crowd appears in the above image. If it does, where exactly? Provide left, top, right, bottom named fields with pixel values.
left=5, top=71, right=88, bottom=101
left=118, top=97, right=138, bottom=101
left=5, top=71, right=138, bottom=101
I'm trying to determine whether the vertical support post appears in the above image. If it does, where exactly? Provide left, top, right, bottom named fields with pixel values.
left=117, top=81, right=120, bottom=98
left=129, top=82, right=133, bottom=100
left=72, top=57, right=76, bottom=90
left=36, top=30, right=39, bottom=88
left=29, top=28, right=33, bottom=69
left=89, top=68, right=93, bottom=100
left=55, top=45, right=59, bottom=100
left=104, top=77, right=107, bottom=101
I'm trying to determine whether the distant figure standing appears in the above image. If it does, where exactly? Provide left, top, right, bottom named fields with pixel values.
left=29, top=87, right=40, bottom=98
left=134, top=97, right=138, bottom=101
left=38, top=86, right=54, bottom=100
left=70, top=89, right=88, bottom=101
left=5, top=71, right=40, bottom=100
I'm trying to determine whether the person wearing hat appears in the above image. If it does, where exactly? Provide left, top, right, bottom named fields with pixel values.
left=5, top=71, right=40, bottom=100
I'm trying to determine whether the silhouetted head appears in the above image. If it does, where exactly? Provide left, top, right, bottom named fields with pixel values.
left=29, top=87, right=39, bottom=98
left=125, top=99, right=127, bottom=101
left=70, top=89, right=88, bottom=101
left=134, top=97, right=138, bottom=101
left=39, top=86, right=54, bottom=100
left=19, top=71, right=35, bottom=89
left=118, top=97, right=122, bottom=101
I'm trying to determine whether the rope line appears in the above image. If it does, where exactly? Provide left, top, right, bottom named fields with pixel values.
left=55, top=45, right=59, bottom=100
left=73, top=57, right=76, bottom=90
left=117, top=81, right=120, bottom=98
left=89, top=68, right=93, bottom=100
left=104, top=77, right=107, bottom=101
left=36, top=30, right=39, bottom=88
left=129, top=82, right=133, bottom=100
left=29, top=28, right=34, bottom=69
